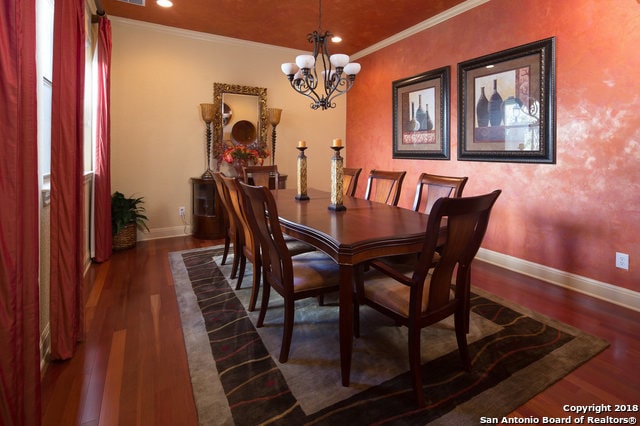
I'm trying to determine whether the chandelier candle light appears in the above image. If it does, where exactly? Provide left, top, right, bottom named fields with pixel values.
left=267, top=108, right=282, bottom=165
left=200, top=103, right=215, bottom=179
left=280, top=0, right=361, bottom=110
left=296, top=141, right=309, bottom=201
left=329, top=138, right=345, bottom=211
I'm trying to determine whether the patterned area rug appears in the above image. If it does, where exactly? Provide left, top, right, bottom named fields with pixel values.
left=169, top=246, right=608, bottom=425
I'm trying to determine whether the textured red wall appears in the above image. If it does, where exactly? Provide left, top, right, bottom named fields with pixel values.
left=346, top=0, right=639, bottom=291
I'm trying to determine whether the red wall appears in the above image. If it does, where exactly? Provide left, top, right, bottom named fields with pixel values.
left=346, top=0, right=639, bottom=291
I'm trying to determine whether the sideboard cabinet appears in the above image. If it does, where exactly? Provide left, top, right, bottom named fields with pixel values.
left=191, top=177, right=225, bottom=239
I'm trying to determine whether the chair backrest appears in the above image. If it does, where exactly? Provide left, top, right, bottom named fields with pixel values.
left=343, top=167, right=362, bottom=197
left=237, top=181, right=292, bottom=294
left=364, top=169, right=406, bottom=206
left=212, top=172, right=235, bottom=234
left=220, top=174, right=256, bottom=254
left=411, top=173, right=468, bottom=214
left=411, top=190, right=501, bottom=316
left=243, top=165, right=278, bottom=189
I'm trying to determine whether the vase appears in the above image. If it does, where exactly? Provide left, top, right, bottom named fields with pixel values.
left=424, top=104, right=433, bottom=131
left=232, top=159, right=247, bottom=177
left=476, top=86, right=489, bottom=127
left=415, top=95, right=426, bottom=130
left=488, top=79, right=503, bottom=127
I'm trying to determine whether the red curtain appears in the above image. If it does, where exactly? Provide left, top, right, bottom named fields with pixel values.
left=49, top=0, right=86, bottom=360
left=93, top=16, right=113, bottom=262
left=0, top=0, right=42, bottom=424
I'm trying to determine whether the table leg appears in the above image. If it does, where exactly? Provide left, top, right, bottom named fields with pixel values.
left=339, top=264, right=353, bottom=386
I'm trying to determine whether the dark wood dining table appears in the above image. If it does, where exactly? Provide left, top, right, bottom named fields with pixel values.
left=271, top=188, right=431, bottom=386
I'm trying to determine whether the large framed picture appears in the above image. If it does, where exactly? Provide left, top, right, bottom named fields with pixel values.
left=392, top=66, right=450, bottom=160
left=458, top=37, right=556, bottom=163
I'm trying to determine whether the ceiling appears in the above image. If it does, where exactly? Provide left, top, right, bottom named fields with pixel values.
left=99, top=0, right=467, bottom=56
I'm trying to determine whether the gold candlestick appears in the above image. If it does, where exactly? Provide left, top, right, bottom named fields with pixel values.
left=296, top=146, right=309, bottom=200
left=328, top=145, right=346, bottom=211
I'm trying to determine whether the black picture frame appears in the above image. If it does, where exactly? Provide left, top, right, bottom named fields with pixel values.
left=392, top=66, right=450, bottom=160
left=458, top=37, right=556, bottom=163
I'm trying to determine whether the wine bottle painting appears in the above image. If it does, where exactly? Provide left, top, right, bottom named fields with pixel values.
left=473, top=67, right=536, bottom=147
left=407, top=88, right=435, bottom=132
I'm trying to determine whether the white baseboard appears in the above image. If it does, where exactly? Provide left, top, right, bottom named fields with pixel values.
left=136, top=230, right=639, bottom=312
left=476, top=248, right=640, bottom=312
left=138, top=225, right=192, bottom=241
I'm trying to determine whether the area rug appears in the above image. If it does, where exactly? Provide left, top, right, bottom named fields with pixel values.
left=169, top=246, right=609, bottom=425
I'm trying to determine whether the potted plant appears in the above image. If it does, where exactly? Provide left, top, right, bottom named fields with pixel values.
left=111, top=191, right=149, bottom=250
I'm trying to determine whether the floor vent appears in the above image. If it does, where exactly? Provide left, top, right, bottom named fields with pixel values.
left=117, top=0, right=145, bottom=6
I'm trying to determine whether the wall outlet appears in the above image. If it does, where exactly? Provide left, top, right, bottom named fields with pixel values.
left=178, top=206, right=186, bottom=217
left=615, top=252, right=629, bottom=270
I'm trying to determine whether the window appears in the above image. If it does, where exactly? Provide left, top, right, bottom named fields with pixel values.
left=36, top=0, right=54, bottom=181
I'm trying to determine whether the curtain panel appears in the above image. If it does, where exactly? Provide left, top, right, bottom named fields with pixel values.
left=0, top=0, right=42, bottom=424
left=93, top=16, right=113, bottom=262
left=49, top=0, right=86, bottom=360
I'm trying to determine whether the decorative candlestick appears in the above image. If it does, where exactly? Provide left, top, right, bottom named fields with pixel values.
left=199, top=103, right=215, bottom=179
left=328, top=145, right=346, bottom=211
left=267, top=108, right=283, bottom=165
left=296, top=145, right=309, bottom=200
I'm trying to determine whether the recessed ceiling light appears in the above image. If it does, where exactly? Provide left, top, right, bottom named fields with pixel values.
left=331, top=35, right=342, bottom=43
left=157, top=0, right=173, bottom=7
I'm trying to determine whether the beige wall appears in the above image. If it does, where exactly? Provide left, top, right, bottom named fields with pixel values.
left=110, top=19, right=347, bottom=239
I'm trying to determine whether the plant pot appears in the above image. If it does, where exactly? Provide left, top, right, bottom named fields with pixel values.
left=113, top=223, right=137, bottom=251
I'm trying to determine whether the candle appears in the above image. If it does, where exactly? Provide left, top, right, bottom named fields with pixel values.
left=297, top=140, right=307, bottom=148
left=332, top=138, right=343, bottom=147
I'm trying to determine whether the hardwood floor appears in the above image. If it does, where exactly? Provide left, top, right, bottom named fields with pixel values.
left=41, top=236, right=640, bottom=425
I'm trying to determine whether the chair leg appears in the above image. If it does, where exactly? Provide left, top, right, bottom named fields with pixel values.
left=256, top=281, right=271, bottom=328
left=235, top=255, right=246, bottom=290
left=279, top=298, right=295, bottom=363
left=221, top=233, right=230, bottom=265
left=408, top=324, right=425, bottom=407
left=247, top=257, right=262, bottom=312
left=455, top=312, right=471, bottom=371
left=230, top=238, right=241, bottom=279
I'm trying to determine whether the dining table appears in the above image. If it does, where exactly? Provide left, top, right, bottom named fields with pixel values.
left=271, top=188, right=431, bottom=386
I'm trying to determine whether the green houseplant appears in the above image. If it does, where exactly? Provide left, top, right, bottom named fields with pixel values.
left=111, top=191, right=149, bottom=250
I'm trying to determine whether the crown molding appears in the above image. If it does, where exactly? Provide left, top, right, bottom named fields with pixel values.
left=352, top=0, right=491, bottom=60
left=110, top=16, right=303, bottom=55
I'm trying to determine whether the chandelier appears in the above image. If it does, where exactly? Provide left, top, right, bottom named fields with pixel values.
left=280, top=0, right=361, bottom=110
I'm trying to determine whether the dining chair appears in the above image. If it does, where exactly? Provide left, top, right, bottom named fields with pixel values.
left=243, top=165, right=278, bottom=189
left=238, top=181, right=341, bottom=363
left=221, top=174, right=263, bottom=311
left=221, top=175, right=315, bottom=311
left=412, top=172, right=468, bottom=214
left=343, top=167, right=362, bottom=197
left=212, top=172, right=241, bottom=279
left=354, top=190, right=501, bottom=407
left=363, top=169, right=406, bottom=206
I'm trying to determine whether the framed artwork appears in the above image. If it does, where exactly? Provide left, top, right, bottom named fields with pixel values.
left=392, top=66, right=450, bottom=160
left=458, top=37, right=556, bottom=163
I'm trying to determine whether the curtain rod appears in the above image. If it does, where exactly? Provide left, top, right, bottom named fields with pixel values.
left=92, top=0, right=106, bottom=23
left=94, top=0, right=105, bottom=16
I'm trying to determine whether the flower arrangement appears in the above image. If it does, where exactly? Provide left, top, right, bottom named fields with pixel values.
left=222, top=144, right=269, bottom=165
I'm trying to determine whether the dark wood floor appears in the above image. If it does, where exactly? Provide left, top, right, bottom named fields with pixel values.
left=41, top=236, right=640, bottom=425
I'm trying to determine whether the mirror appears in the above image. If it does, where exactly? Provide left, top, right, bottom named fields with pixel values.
left=213, top=83, right=268, bottom=154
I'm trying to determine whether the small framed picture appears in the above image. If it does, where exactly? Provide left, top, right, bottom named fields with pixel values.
left=392, top=66, right=450, bottom=160
left=458, top=37, right=556, bottom=163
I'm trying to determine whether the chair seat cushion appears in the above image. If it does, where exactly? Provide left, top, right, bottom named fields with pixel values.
left=362, top=269, right=452, bottom=318
left=284, top=236, right=317, bottom=257
left=291, top=251, right=340, bottom=293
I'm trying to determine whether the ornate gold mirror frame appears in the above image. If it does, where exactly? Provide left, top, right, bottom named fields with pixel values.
left=213, top=83, right=268, bottom=159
